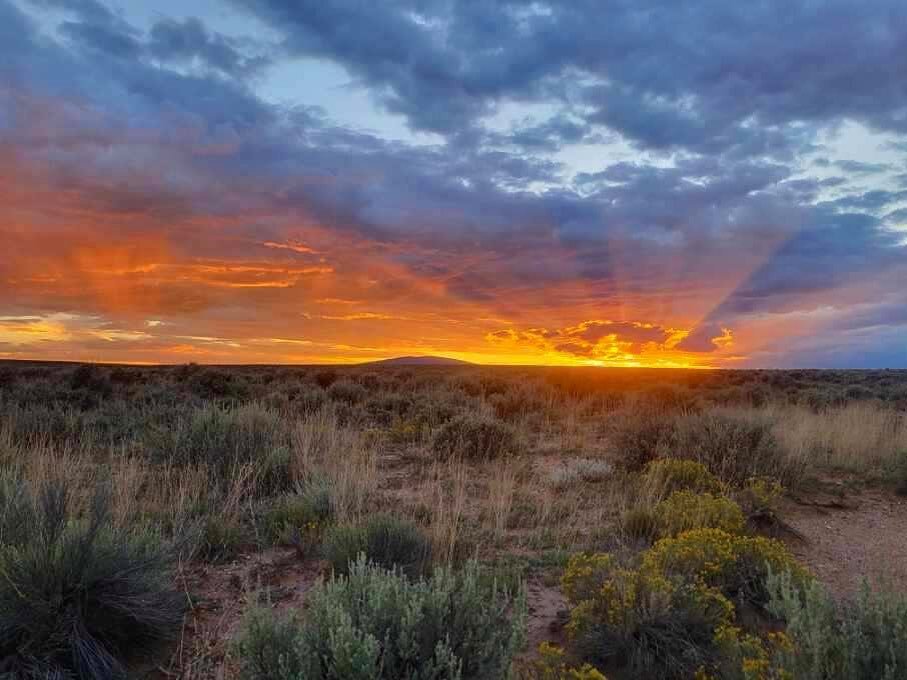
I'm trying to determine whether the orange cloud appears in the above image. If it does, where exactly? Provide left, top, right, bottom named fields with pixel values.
left=262, top=240, right=320, bottom=255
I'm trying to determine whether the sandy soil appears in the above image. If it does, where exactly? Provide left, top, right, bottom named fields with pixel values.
left=784, top=485, right=907, bottom=600
left=524, top=577, right=568, bottom=652
left=155, top=548, right=323, bottom=679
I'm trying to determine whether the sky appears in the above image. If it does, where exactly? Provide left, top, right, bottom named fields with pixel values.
left=1, top=0, right=907, bottom=367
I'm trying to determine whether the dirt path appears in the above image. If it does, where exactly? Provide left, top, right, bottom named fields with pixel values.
left=524, top=578, right=568, bottom=652
left=784, top=487, right=907, bottom=600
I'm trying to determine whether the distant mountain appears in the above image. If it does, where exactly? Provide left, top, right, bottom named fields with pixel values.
left=365, top=355, right=473, bottom=366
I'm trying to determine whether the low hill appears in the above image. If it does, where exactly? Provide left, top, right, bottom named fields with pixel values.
left=365, top=355, right=473, bottom=366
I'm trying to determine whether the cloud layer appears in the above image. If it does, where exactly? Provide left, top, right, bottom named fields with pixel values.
left=1, top=0, right=906, bottom=366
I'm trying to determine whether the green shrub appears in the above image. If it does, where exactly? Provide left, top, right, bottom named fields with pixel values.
left=548, top=459, right=613, bottom=489
left=290, top=385, right=328, bottom=413
left=488, top=386, right=550, bottom=422
left=611, top=414, right=673, bottom=472
left=665, top=410, right=792, bottom=486
left=322, top=515, right=432, bottom=577
left=263, top=478, right=335, bottom=546
left=364, top=393, right=416, bottom=426
left=644, top=458, right=722, bottom=497
left=767, top=571, right=907, bottom=680
left=653, top=491, right=746, bottom=538
left=235, top=556, right=526, bottom=680
left=145, top=403, right=291, bottom=494
left=326, top=379, right=367, bottom=405
left=432, top=414, right=518, bottom=461
left=0, top=475, right=183, bottom=679
left=186, top=367, right=251, bottom=400
left=199, top=515, right=245, bottom=563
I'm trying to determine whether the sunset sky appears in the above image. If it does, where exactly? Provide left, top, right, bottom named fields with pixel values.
left=2, top=0, right=907, bottom=367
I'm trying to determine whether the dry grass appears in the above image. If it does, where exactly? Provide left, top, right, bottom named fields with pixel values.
left=427, top=457, right=469, bottom=564
left=292, top=406, right=376, bottom=522
left=487, top=459, right=518, bottom=538
left=772, top=402, right=907, bottom=472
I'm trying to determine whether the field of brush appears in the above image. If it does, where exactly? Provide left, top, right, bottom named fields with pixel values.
left=2, top=361, right=907, bottom=679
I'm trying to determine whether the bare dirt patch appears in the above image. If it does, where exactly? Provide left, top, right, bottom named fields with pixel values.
left=523, top=577, right=568, bottom=654
left=156, top=548, right=323, bottom=679
left=784, top=485, right=907, bottom=600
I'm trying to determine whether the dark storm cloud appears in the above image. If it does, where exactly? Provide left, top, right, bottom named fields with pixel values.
left=59, top=18, right=143, bottom=58
left=827, top=300, right=907, bottom=333
left=811, top=158, right=894, bottom=174
left=833, top=160, right=895, bottom=175
left=490, top=114, right=607, bottom=152
left=4, top=0, right=902, bottom=296
left=748, top=321, right=907, bottom=370
left=684, top=207, right=907, bottom=350
left=675, top=322, right=728, bottom=353
left=25, top=0, right=272, bottom=76
left=234, top=0, right=907, bottom=155
left=735, top=211, right=900, bottom=310
left=823, top=190, right=907, bottom=214
left=148, top=17, right=272, bottom=77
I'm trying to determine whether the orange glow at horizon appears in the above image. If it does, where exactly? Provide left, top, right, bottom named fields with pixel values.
left=0, top=134, right=775, bottom=369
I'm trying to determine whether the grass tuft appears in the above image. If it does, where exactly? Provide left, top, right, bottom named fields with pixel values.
left=0, top=473, right=183, bottom=680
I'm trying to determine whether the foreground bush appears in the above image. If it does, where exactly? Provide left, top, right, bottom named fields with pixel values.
left=236, top=556, right=526, bottom=680
left=561, top=553, right=733, bottom=678
left=321, top=514, right=432, bottom=577
left=560, top=529, right=809, bottom=679
left=432, top=414, right=518, bottom=460
left=642, top=528, right=809, bottom=610
left=767, top=571, right=907, bottom=680
left=0, top=475, right=183, bottom=679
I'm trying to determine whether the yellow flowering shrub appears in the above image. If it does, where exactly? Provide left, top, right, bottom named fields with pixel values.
left=743, top=477, right=783, bottom=507
left=645, top=458, right=722, bottom=497
left=523, top=643, right=609, bottom=680
left=559, top=498, right=810, bottom=678
left=561, top=553, right=615, bottom=602
left=562, top=553, right=734, bottom=679
left=654, top=491, right=746, bottom=538
left=710, top=625, right=794, bottom=680
left=643, top=528, right=810, bottom=608
left=736, top=476, right=784, bottom=521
